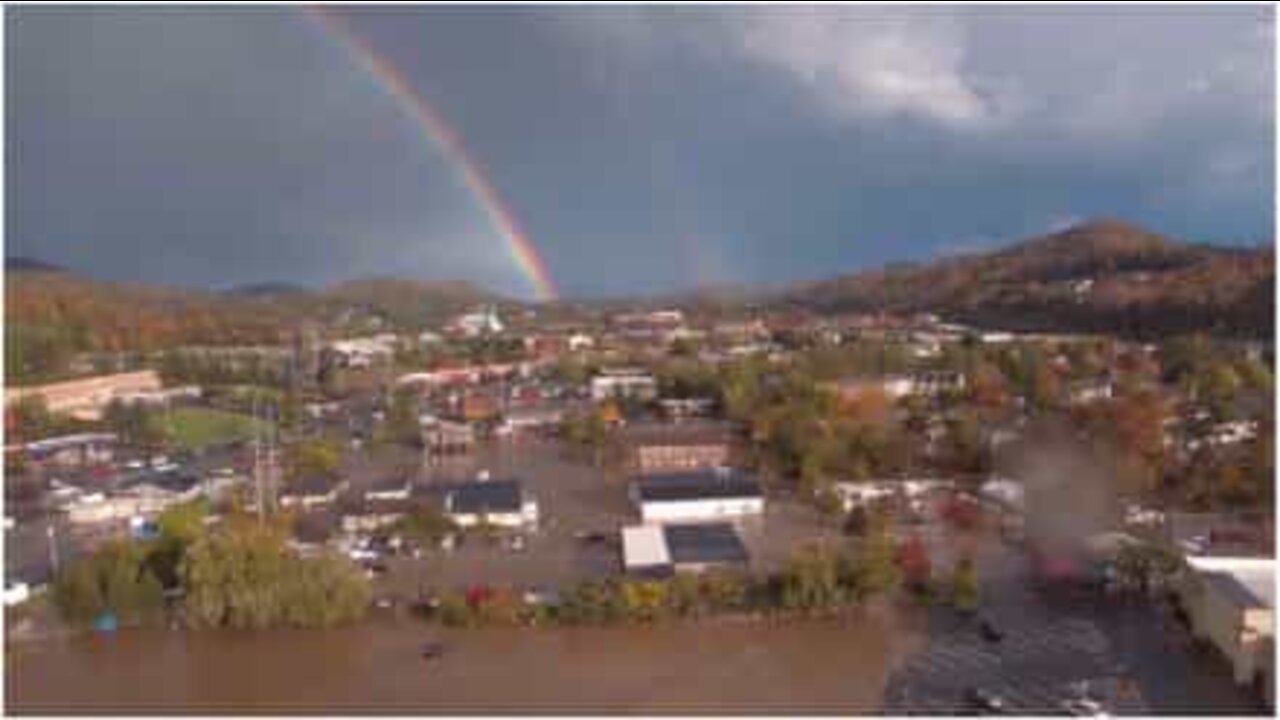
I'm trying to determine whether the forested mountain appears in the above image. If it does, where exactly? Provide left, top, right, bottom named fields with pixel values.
left=785, top=219, right=1273, bottom=339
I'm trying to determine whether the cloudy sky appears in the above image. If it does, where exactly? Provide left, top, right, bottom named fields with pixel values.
left=7, top=5, right=1274, bottom=299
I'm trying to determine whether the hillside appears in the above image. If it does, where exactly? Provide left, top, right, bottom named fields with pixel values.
left=4, top=266, right=505, bottom=383
left=786, top=219, right=1274, bottom=339
left=5, top=256, right=67, bottom=273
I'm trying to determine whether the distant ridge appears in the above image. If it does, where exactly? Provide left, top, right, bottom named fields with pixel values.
left=784, top=218, right=1273, bottom=339
left=222, top=282, right=311, bottom=298
left=5, top=256, right=66, bottom=273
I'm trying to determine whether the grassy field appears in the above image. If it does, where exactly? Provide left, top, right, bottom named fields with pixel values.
left=158, top=407, right=267, bottom=450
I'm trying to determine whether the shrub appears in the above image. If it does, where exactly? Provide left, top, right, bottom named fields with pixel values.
left=53, top=540, right=164, bottom=628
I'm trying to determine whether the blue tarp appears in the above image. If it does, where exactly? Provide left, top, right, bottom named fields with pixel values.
left=93, top=612, right=118, bottom=633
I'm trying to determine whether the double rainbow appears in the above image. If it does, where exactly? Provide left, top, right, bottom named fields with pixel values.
left=306, top=6, right=558, bottom=302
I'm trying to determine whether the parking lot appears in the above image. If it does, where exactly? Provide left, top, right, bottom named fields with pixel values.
left=369, top=436, right=847, bottom=598
left=883, top=529, right=1268, bottom=715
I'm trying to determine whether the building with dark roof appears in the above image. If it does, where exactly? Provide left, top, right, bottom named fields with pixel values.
left=630, top=468, right=763, bottom=523
left=432, top=478, right=538, bottom=529
left=621, top=522, right=749, bottom=576
left=280, top=475, right=345, bottom=509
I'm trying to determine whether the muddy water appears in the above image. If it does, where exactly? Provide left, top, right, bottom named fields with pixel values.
left=7, top=608, right=924, bottom=714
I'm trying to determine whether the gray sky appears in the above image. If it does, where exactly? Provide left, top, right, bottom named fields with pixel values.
left=7, top=5, right=1274, bottom=299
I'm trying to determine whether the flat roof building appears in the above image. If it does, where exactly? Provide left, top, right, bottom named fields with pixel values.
left=631, top=468, right=763, bottom=523
left=622, top=522, right=749, bottom=576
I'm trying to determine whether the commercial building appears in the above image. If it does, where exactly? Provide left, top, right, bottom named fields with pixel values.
left=630, top=468, right=764, bottom=523
left=590, top=368, right=657, bottom=402
left=435, top=478, right=538, bottom=529
left=622, top=522, right=749, bottom=576
left=1177, top=556, right=1274, bottom=705
left=6, top=370, right=163, bottom=421
left=625, top=422, right=733, bottom=474
left=279, top=475, right=345, bottom=509
left=23, top=433, right=117, bottom=469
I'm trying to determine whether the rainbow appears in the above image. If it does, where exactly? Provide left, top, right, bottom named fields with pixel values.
left=305, top=6, right=558, bottom=302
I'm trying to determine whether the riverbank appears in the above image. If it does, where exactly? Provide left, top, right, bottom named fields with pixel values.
left=7, top=602, right=925, bottom=713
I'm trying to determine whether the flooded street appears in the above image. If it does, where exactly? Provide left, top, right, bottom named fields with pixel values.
left=7, top=608, right=924, bottom=714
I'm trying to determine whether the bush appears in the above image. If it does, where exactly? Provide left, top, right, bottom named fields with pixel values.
left=181, top=520, right=369, bottom=629
left=950, top=556, right=980, bottom=612
left=436, top=591, right=475, bottom=627
left=53, top=540, right=164, bottom=628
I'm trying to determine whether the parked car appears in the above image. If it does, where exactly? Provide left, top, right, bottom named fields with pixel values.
left=1061, top=697, right=1109, bottom=717
left=963, top=687, right=1007, bottom=714
left=978, top=617, right=1004, bottom=644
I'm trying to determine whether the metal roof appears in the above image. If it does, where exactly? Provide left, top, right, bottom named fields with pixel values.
left=442, top=479, right=523, bottom=515
left=663, top=522, right=749, bottom=566
left=1201, top=567, right=1274, bottom=610
left=634, top=469, right=761, bottom=503
left=621, top=525, right=670, bottom=569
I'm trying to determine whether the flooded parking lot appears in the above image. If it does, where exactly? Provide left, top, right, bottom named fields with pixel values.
left=371, top=437, right=845, bottom=596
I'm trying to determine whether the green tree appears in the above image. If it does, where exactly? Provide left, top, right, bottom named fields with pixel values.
left=858, top=515, right=901, bottom=595
left=385, top=386, right=422, bottom=446
left=288, top=436, right=343, bottom=480
left=53, top=540, right=165, bottom=627
left=181, top=520, right=369, bottom=629
left=395, top=503, right=458, bottom=547
left=621, top=579, right=669, bottom=622
left=780, top=543, right=845, bottom=612
left=950, top=556, right=980, bottom=612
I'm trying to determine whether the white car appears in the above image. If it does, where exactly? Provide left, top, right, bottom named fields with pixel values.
left=1062, top=698, right=1109, bottom=717
left=4, top=580, right=30, bottom=607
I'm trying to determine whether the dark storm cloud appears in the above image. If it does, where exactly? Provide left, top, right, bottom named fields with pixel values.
left=7, top=5, right=1273, bottom=298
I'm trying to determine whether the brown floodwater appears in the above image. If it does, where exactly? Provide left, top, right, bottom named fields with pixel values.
left=6, top=607, right=924, bottom=714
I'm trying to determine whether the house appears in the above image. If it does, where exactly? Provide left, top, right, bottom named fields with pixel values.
left=435, top=478, right=538, bottom=529
left=326, top=334, right=398, bottom=369
left=625, top=422, right=733, bottom=474
left=831, top=481, right=899, bottom=512
left=23, top=433, right=117, bottom=469
left=590, top=369, right=657, bottom=402
left=622, top=522, right=749, bottom=576
left=423, top=419, right=474, bottom=456
left=6, top=370, right=164, bottom=421
left=501, top=406, right=565, bottom=435
left=340, top=497, right=413, bottom=534
left=1066, top=378, right=1114, bottom=405
left=910, top=371, right=967, bottom=397
left=449, top=306, right=505, bottom=337
left=111, top=384, right=202, bottom=408
left=279, top=475, right=345, bottom=509
left=1177, top=556, right=1274, bottom=703
left=658, top=398, right=716, bottom=421
left=363, top=475, right=412, bottom=502
left=567, top=333, right=595, bottom=351
left=630, top=468, right=764, bottom=523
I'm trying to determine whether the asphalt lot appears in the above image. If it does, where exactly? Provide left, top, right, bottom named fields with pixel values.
left=369, top=436, right=847, bottom=597
left=883, top=528, right=1269, bottom=716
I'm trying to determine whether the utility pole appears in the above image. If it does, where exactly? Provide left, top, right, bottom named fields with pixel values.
left=265, top=402, right=278, bottom=515
left=253, top=392, right=264, bottom=526
left=47, top=523, right=59, bottom=575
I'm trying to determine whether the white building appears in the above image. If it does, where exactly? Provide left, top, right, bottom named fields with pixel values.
left=622, top=522, right=749, bottom=576
left=1178, top=556, right=1274, bottom=703
left=439, top=478, right=538, bottom=529
left=451, top=307, right=505, bottom=337
left=567, top=333, right=595, bottom=351
left=328, top=334, right=398, bottom=368
left=630, top=469, right=764, bottom=523
left=590, top=369, right=658, bottom=402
